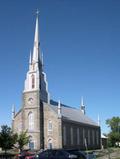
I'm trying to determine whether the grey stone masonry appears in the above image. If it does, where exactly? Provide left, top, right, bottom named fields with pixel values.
left=43, top=103, right=62, bottom=149
left=22, top=90, right=41, bottom=149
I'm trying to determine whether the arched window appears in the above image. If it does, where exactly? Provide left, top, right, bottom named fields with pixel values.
left=28, top=112, right=34, bottom=130
left=31, top=74, right=35, bottom=89
left=48, top=120, right=52, bottom=131
left=29, top=136, right=35, bottom=149
left=48, top=138, right=53, bottom=149
left=18, top=121, right=22, bottom=132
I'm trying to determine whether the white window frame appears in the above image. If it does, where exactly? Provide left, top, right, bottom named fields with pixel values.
left=47, top=138, right=53, bottom=149
left=29, top=136, right=35, bottom=149
left=48, top=120, right=53, bottom=131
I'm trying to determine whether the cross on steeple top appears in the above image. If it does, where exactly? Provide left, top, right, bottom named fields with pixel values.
left=36, top=9, right=39, bottom=17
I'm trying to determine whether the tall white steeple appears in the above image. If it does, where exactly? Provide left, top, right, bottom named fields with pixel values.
left=29, top=50, right=32, bottom=64
left=97, top=114, right=100, bottom=126
left=23, top=12, right=49, bottom=103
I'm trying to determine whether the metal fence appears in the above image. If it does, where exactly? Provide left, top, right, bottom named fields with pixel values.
left=0, top=154, right=15, bottom=159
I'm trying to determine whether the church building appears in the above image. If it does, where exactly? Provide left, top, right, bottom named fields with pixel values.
left=12, top=15, right=101, bottom=150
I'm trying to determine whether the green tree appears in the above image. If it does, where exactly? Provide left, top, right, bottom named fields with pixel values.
left=15, top=131, right=30, bottom=152
left=106, top=116, right=120, bottom=147
left=106, top=116, right=120, bottom=133
left=0, top=125, right=17, bottom=153
left=108, top=132, right=120, bottom=147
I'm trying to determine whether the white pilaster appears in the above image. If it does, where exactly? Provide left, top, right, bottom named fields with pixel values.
left=58, top=100, right=62, bottom=118
left=80, top=96, right=86, bottom=115
left=12, top=104, right=15, bottom=121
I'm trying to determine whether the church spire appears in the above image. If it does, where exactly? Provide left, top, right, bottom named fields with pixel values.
left=97, top=114, right=100, bottom=126
left=41, top=52, right=44, bottom=67
left=81, top=96, right=84, bottom=107
left=32, top=11, right=40, bottom=62
left=29, top=50, right=32, bottom=64
left=12, top=104, right=15, bottom=121
left=24, top=12, right=49, bottom=103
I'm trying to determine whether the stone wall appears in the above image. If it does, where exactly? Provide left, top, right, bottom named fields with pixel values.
left=22, top=91, right=41, bottom=150
left=44, top=103, right=62, bottom=149
left=13, top=110, right=22, bottom=133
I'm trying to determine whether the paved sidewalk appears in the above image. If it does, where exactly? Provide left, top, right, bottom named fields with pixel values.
left=97, top=149, right=120, bottom=159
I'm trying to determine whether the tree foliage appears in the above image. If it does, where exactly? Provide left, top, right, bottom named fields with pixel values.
left=106, top=116, right=120, bottom=133
left=16, top=131, right=30, bottom=151
left=0, top=125, right=30, bottom=152
left=106, top=116, right=120, bottom=147
left=0, top=125, right=17, bottom=152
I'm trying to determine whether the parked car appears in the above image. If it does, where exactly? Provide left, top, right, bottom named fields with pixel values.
left=67, top=149, right=96, bottom=159
left=15, top=149, right=35, bottom=159
left=86, top=151, right=96, bottom=159
left=35, top=149, right=77, bottom=159
left=66, top=149, right=86, bottom=159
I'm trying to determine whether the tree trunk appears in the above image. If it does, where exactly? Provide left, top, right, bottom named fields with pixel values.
left=4, top=149, right=7, bottom=159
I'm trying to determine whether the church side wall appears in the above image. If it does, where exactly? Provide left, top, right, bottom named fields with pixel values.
left=44, top=103, right=62, bottom=149
left=62, top=120, right=101, bottom=150
left=12, top=110, right=22, bottom=133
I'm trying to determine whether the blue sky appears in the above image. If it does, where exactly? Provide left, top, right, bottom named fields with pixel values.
left=0, top=0, right=120, bottom=133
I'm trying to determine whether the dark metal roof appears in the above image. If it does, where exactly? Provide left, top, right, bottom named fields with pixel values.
left=50, top=100, right=98, bottom=126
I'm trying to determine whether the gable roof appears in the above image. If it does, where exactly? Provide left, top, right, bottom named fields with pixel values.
left=50, top=100, right=98, bottom=127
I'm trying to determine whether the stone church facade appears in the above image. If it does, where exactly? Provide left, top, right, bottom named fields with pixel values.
left=12, top=15, right=101, bottom=150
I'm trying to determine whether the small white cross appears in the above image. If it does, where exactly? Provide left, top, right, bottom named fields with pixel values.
left=36, top=9, right=39, bottom=16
